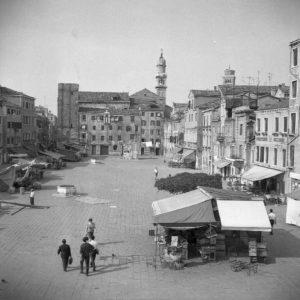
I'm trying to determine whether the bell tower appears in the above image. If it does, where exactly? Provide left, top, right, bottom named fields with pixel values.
left=155, top=50, right=167, bottom=102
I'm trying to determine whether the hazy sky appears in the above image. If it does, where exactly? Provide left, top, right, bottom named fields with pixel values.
left=0, top=0, right=300, bottom=115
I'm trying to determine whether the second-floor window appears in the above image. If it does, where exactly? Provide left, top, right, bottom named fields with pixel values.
left=118, top=135, right=122, bottom=141
left=264, top=118, right=268, bottom=132
left=92, top=135, right=96, bottom=141
left=291, top=113, right=296, bottom=134
left=266, top=147, right=269, bottom=163
left=260, top=147, right=264, bottom=163
left=274, top=148, right=278, bottom=165
left=101, top=136, right=104, bottom=141
left=257, top=118, right=260, bottom=132
left=131, top=116, right=135, bottom=122
left=142, top=120, right=146, bottom=126
left=284, top=117, right=288, bottom=132
left=92, top=126, right=96, bottom=130
left=283, top=149, right=286, bottom=167
left=292, top=80, right=297, bottom=98
left=101, top=125, right=104, bottom=130
left=239, top=124, right=243, bottom=135
left=290, top=145, right=295, bottom=167
left=293, top=47, right=298, bottom=66
left=82, top=115, right=86, bottom=121
left=275, top=117, right=279, bottom=132
left=126, top=126, right=131, bottom=132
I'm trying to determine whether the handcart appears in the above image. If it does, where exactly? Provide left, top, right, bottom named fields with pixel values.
left=230, top=259, right=258, bottom=275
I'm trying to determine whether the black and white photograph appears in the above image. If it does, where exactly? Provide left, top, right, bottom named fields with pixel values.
left=1, top=0, right=300, bottom=299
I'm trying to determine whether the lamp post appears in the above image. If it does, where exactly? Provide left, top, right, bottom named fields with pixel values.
left=104, top=109, right=110, bottom=153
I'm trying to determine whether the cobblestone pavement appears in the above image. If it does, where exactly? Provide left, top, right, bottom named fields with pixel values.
left=1, top=156, right=300, bottom=300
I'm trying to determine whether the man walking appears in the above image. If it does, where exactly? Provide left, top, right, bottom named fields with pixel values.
left=268, top=209, right=276, bottom=235
left=89, top=235, right=99, bottom=271
left=29, top=188, right=35, bottom=205
left=80, top=236, right=94, bottom=276
left=57, top=239, right=72, bottom=272
left=86, top=218, right=96, bottom=239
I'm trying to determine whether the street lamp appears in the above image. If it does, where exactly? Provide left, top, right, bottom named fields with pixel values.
left=104, top=109, right=110, bottom=150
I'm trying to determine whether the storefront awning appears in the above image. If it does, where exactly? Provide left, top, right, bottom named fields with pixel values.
left=217, top=200, right=271, bottom=232
left=152, top=189, right=216, bottom=227
left=38, top=150, right=65, bottom=160
left=215, top=158, right=231, bottom=169
left=290, top=172, right=300, bottom=181
left=172, top=146, right=183, bottom=154
left=241, top=165, right=283, bottom=181
left=181, top=149, right=196, bottom=161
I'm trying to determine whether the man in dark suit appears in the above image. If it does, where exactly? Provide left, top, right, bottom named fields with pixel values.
left=57, top=239, right=72, bottom=272
left=80, top=236, right=94, bottom=276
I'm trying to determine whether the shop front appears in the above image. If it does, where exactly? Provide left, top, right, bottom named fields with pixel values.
left=241, top=165, right=284, bottom=194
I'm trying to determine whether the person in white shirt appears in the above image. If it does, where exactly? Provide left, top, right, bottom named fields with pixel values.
left=154, top=167, right=158, bottom=180
left=86, top=218, right=96, bottom=239
left=268, top=209, right=276, bottom=235
left=89, top=235, right=99, bottom=271
left=29, top=189, right=35, bottom=205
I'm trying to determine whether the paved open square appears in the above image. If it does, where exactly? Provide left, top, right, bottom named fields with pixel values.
left=1, top=157, right=300, bottom=300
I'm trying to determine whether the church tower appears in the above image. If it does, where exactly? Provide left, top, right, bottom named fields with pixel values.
left=155, top=50, right=167, bottom=103
left=223, top=67, right=236, bottom=86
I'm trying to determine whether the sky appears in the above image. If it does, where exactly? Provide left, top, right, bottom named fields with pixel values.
left=0, top=0, right=300, bottom=115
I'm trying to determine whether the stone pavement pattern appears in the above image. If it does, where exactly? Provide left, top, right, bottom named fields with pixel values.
left=0, top=157, right=300, bottom=300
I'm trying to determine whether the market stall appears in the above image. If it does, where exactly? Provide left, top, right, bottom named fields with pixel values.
left=151, top=187, right=272, bottom=268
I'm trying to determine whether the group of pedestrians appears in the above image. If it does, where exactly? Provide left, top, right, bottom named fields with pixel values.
left=57, top=218, right=99, bottom=276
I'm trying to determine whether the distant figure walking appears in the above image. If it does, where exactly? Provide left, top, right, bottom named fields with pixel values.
left=268, top=209, right=276, bottom=235
left=29, top=188, right=35, bottom=205
left=80, top=237, right=94, bottom=276
left=86, top=218, right=96, bottom=239
left=57, top=239, right=72, bottom=272
left=154, top=167, right=158, bottom=180
left=89, top=235, right=99, bottom=271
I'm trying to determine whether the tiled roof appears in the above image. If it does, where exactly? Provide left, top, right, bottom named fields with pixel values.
left=0, top=86, right=35, bottom=99
left=257, top=99, right=289, bottom=110
left=173, top=102, right=188, bottom=108
left=79, top=92, right=129, bottom=103
left=130, top=88, right=160, bottom=99
left=218, top=85, right=274, bottom=96
left=190, top=90, right=220, bottom=97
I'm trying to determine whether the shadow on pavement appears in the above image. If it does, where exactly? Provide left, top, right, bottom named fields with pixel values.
left=265, top=228, right=300, bottom=258
left=98, top=241, right=124, bottom=246
left=0, top=204, right=16, bottom=217
left=87, top=265, right=129, bottom=277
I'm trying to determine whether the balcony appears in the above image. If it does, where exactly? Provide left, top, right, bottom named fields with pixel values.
left=217, top=133, right=225, bottom=142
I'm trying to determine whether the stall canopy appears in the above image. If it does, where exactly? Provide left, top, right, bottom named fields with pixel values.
left=152, top=189, right=216, bottom=228
left=241, top=165, right=282, bottom=181
left=38, top=150, right=65, bottom=160
left=286, top=190, right=300, bottom=227
left=217, top=200, right=271, bottom=232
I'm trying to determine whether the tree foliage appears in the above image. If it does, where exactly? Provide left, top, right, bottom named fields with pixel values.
left=155, top=172, right=222, bottom=194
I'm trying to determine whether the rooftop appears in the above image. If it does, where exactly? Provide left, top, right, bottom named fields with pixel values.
left=79, top=91, right=129, bottom=103
left=0, top=86, right=35, bottom=99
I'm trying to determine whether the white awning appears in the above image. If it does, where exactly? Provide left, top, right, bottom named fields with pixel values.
left=241, top=165, right=283, bottom=181
left=290, top=172, right=300, bottom=181
left=181, top=149, right=196, bottom=161
left=215, top=159, right=231, bottom=169
left=217, top=200, right=271, bottom=232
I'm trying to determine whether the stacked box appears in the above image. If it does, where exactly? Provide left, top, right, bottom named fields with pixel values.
left=216, top=234, right=226, bottom=259
left=257, top=242, right=267, bottom=258
left=249, top=240, right=257, bottom=257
